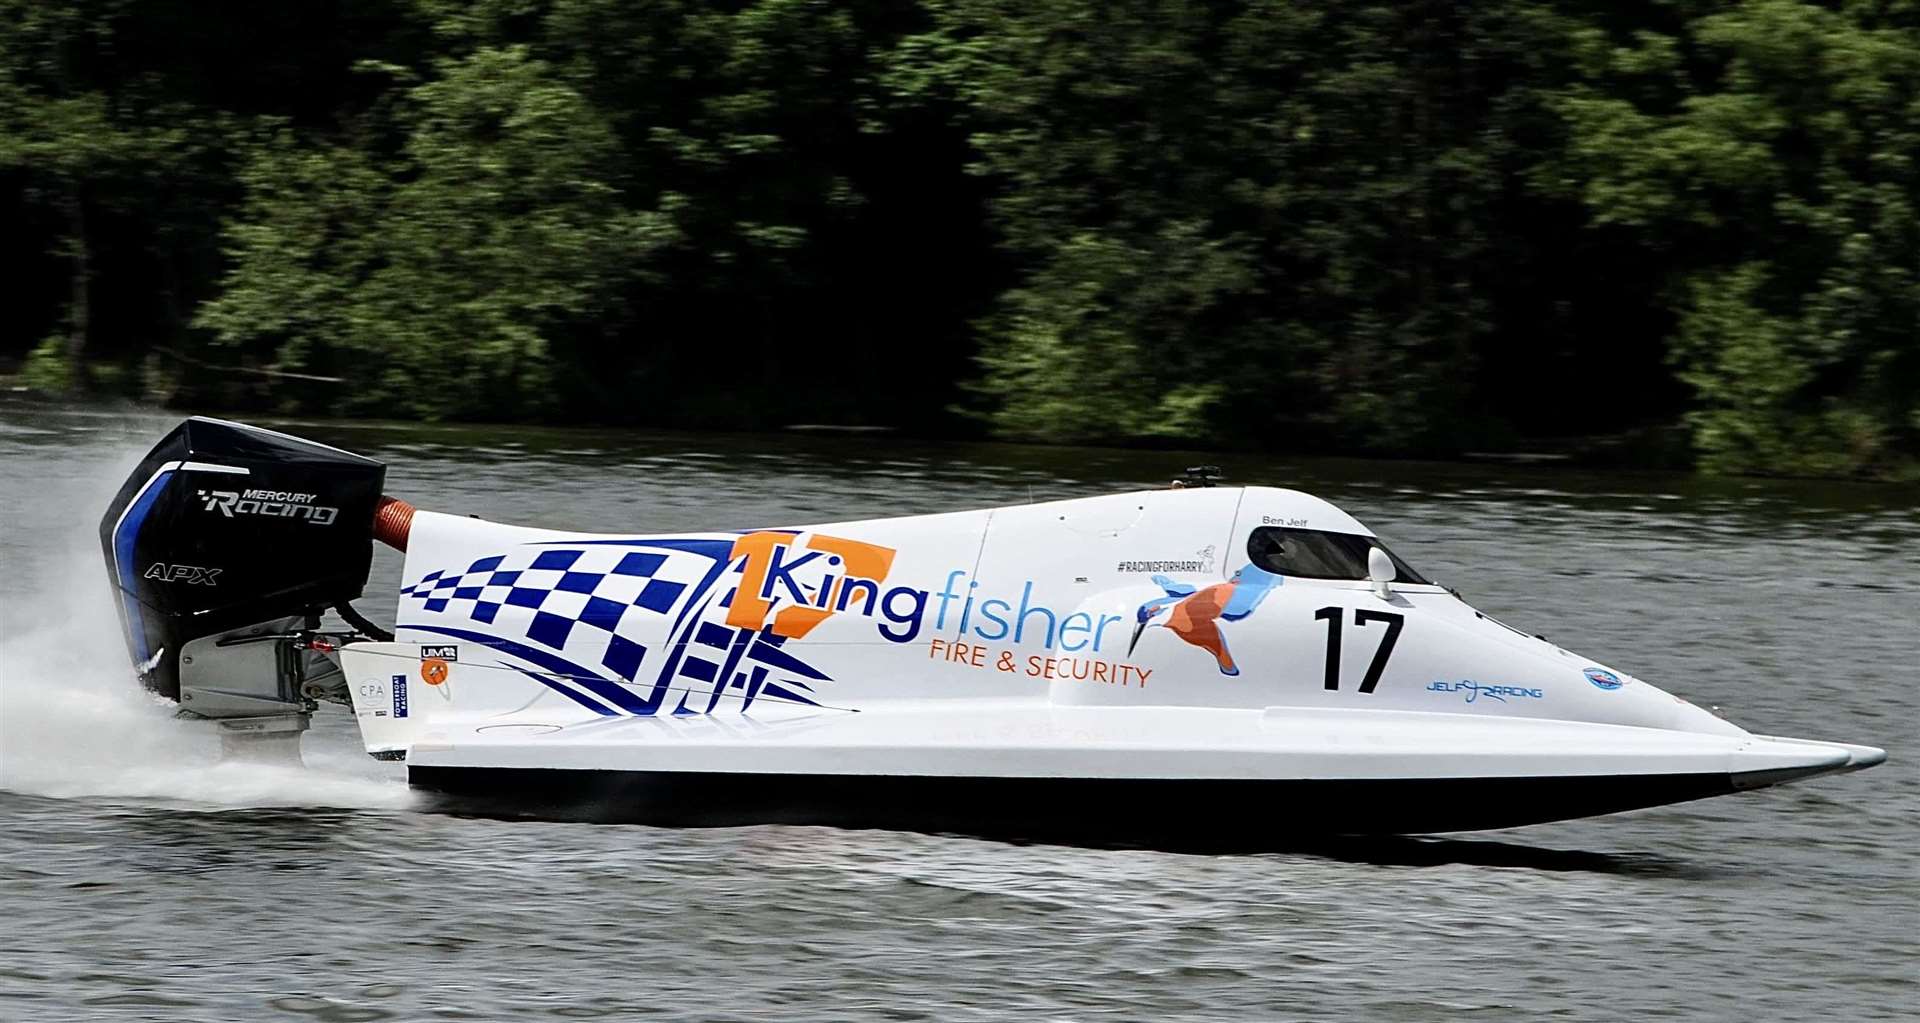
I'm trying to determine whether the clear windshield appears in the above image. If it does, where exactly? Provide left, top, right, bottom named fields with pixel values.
left=1246, top=526, right=1429, bottom=584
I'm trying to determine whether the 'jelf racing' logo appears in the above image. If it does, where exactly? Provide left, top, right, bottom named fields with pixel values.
left=1427, top=680, right=1544, bottom=704
left=197, top=488, right=339, bottom=525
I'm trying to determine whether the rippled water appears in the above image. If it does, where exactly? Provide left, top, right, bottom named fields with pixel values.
left=2, top=403, right=1915, bottom=1021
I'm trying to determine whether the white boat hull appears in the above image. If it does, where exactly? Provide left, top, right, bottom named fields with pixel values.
left=344, top=642, right=1882, bottom=832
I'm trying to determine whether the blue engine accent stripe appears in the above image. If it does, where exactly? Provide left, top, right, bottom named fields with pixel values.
left=113, top=468, right=175, bottom=663
left=403, top=624, right=655, bottom=715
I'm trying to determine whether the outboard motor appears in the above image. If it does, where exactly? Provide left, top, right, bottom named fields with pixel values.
left=99, top=417, right=387, bottom=747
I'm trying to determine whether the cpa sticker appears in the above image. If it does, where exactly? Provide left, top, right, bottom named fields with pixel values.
left=420, top=657, right=451, bottom=686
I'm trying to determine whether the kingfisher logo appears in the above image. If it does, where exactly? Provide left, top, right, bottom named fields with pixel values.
left=724, top=531, right=1129, bottom=653
left=726, top=531, right=900, bottom=639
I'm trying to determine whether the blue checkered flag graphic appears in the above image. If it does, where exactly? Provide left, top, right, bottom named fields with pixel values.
left=399, top=544, right=709, bottom=684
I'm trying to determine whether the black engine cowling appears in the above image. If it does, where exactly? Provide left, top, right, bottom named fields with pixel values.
left=99, top=417, right=385, bottom=701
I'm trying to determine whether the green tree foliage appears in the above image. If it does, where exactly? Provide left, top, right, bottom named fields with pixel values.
left=889, top=1, right=1587, bottom=453
left=193, top=0, right=974, bottom=424
left=0, top=0, right=215, bottom=390
left=1, top=0, right=1915, bottom=475
left=1544, top=0, right=1919, bottom=474
left=198, top=46, right=675, bottom=419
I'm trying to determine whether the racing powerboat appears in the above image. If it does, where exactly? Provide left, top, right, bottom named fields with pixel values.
left=100, top=417, right=1886, bottom=834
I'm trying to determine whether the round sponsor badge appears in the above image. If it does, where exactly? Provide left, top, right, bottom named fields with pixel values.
left=420, top=657, right=450, bottom=686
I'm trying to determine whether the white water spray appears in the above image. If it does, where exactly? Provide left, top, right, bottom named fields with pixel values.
left=0, top=419, right=413, bottom=811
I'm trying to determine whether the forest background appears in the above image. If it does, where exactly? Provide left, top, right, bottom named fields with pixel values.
left=4, top=0, right=1916, bottom=477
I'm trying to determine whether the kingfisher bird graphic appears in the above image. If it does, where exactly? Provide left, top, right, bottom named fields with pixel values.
left=1129, top=565, right=1284, bottom=675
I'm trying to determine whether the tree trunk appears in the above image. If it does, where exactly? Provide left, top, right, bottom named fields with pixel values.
left=61, top=181, right=92, bottom=392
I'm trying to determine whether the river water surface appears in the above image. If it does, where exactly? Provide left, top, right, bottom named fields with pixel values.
left=1, top=403, right=1914, bottom=1021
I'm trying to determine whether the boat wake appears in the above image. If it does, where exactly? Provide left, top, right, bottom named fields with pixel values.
left=0, top=441, right=413, bottom=814
left=0, top=627, right=414, bottom=812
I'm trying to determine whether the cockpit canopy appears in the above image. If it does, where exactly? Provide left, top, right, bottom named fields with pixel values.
left=1246, top=526, right=1428, bottom=584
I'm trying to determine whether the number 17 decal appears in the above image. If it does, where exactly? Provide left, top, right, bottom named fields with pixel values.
left=1313, top=606, right=1405, bottom=693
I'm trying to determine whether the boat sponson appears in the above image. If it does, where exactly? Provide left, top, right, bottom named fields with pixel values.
left=408, top=766, right=1748, bottom=837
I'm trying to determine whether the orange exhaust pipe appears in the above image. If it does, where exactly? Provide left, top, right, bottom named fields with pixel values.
left=373, top=495, right=415, bottom=551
